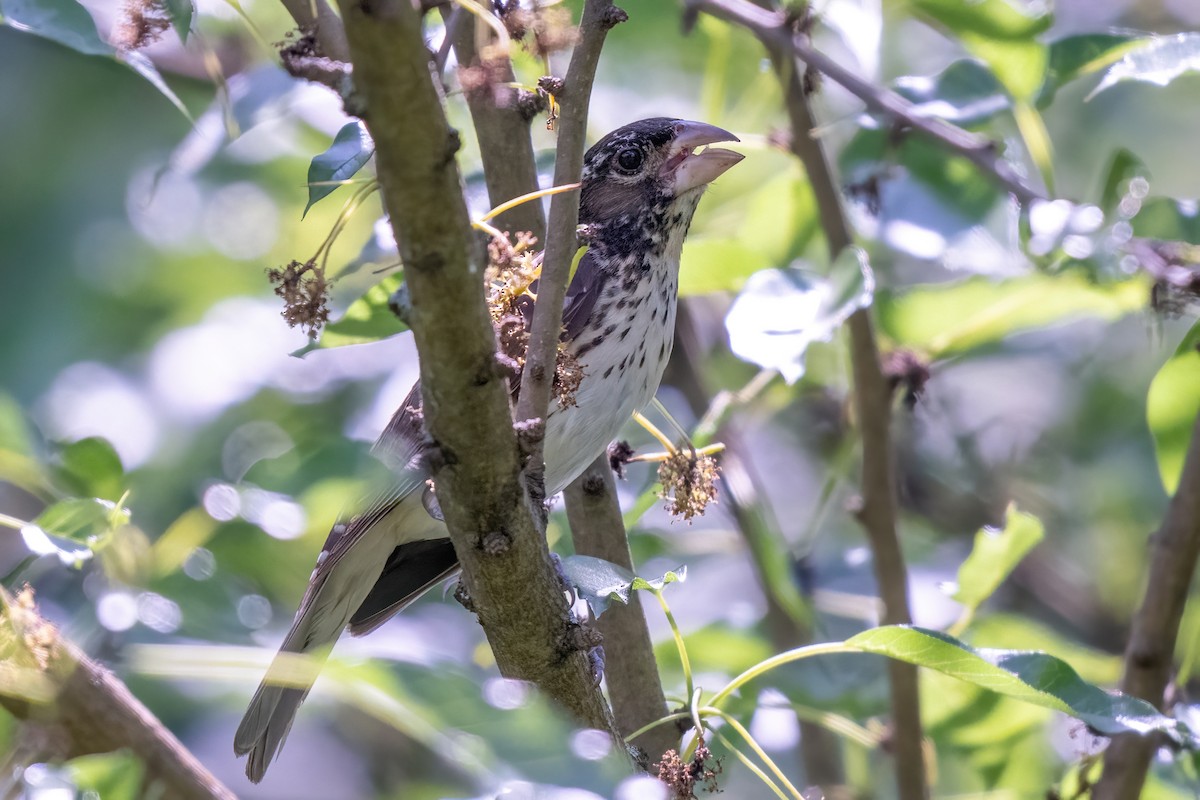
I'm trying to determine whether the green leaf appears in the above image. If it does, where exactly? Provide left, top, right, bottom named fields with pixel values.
left=948, top=504, right=1044, bottom=629
left=1040, top=34, right=1142, bottom=106
left=893, top=58, right=1010, bottom=127
left=877, top=272, right=1149, bottom=357
left=1097, top=148, right=1148, bottom=214
left=0, top=0, right=112, bottom=55
left=1147, top=321, right=1200, bottom=495
left=56, top=437, right=124, bottom=501
left=725, top=247, right=874, bottom=383
left=560, top=556, right=685, bottom=617
left=847, top=625, right=1193, bottom=743
left=305, top=122, right=375, bottom=216
left=162, top=0, right=192, bottom=43
left=34, top=497, right=129, bottom=541
left=298, top=273, right=407, bottom=354
left=909, top=0, right=1053, bottom=101
left=1089, top=33, right=1200, bottom=99
left=1132, top=198, right=1200, bottom=245
left=66, top=751, right=144, bottom=800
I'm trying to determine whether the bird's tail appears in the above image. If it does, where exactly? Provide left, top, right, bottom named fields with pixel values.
left=233, top=624, right=332, bottom=783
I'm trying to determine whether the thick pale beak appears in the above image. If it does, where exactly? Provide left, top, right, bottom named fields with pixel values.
left=663, top=120, right=745, bottom=195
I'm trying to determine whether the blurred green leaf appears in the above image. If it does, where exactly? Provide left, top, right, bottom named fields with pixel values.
left=948, top=504, right=1044, bottom=632
left=631, top=566, right=686, bottom=592
left=0, top=0, right=111, bottom=55
left=300, top=273, right=407, bottom=353
left=1147, top=321, right=1200, bottom=494
left=893, top=58, right=1010, bottom=127
left=1132, top=198, right=1200, bottom=244
left=725, top=247, right=874, bottom=383
left=66, top=750, right=144, bottom=800
left=305, top=122, right=375, bottom=217
left=1089, top=33, right=1200, bottom=99
left=1097, top=148, right=1148, bottom=213
left=56, top=437, right=123, bottom=501
left=19, top=522, right=93, bottom=566
left=680, top=238, right=771, bottom=296
left=0, top=0, right=190, bottom=118
left=877, top=272, right=1148, bottom=356
left=34, top=497, right=128, bottom=541
left=847, top=625, right=1193, bottom=743
left=162, top=0, right=192, bottom=43
left=1040, top=33, right=1141, bottom=105
left=910, top=0, right=1052, bottom=100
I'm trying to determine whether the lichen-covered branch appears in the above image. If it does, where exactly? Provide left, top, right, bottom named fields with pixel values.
left=684, top=2, right=927, bottom=797
left=0, top=588, right=234, bottom=800
left=1094, top=412, right=1200, bottom=799
left=334, top=0, right=615, bottom=735
left=565, top=456, right=676, bottom=763
left=513, top=0, right=627, bottom=493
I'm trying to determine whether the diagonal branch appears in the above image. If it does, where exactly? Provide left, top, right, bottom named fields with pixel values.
left=683, top=0, right=1045, bottom=206
left=513, top=0, right=628, bottom=497
left=0, top=588, right=234, bottom=800
left=1094, top=411, right=1200, bottom=799
left=280, top=0, right=350, bottom=61
left=334, top=0, right=615, bottom=735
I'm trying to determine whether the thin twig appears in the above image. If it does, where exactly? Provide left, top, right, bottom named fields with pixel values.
left=684, top=0, right=1046, bottom=205
left=279, top=0, right=350, bottom=61
left=684, top=2, right=928, bottom=797
left=513, top=0, right=628, bottom=499
left=1093, top=412, right=1200, bottom=799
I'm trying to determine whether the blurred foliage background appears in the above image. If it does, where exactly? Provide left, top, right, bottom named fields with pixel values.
left=2, top=0, right=1200, bottom=797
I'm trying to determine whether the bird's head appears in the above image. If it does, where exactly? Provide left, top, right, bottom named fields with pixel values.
left=579, top=118, right=743, bottom=231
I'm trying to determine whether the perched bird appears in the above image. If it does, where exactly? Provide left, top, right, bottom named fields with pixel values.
left=234, top=118, right=743, bottom=781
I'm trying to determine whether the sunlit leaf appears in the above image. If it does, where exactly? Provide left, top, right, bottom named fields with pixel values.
left=877, top=272, right=1148, bottom=356
left=1147, top=321, right=1200, bottom=494
left=56, top=437, right=124, bottom=501
left=34, top=497, right=128, bottom=541
left=892, top=58, right=1010, bottom=127
left=1089, top=33, right=1200, bottom=99
left=305, top=121, right=375, bottom=217
left=947, top=504, right=1044, bottom=629
left=66, top=751, right=144, bottom=800
left=20, top=524, right=93, bottom=566
left=119, top=51, right=191, bottom=121
left=847, top=626, right=1194, bottom=744
left=724, top=247, right=874, bottom=383
left=630, top=567, right=686, bottom=592
left=1040, top=33, right=1141, bottom=105
left=909, top=0, right=1053, bottom=100
left=297, top=273, right=407, bottom=354
left=1097, top=148, right=1148, bottom=213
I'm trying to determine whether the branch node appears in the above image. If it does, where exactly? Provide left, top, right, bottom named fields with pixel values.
left=581, top=471, right=606, bottom=496
left=480, top=529, right=513, bottom=556
left=443, top=128, right=463, bottom=166
left=452, top=580, right=476, bottom=612
left=516, top=89, right=547, bottom=121
left=601, top=5, right=629, bottom=28
left=514, top=418, right=547, bottom=464
left=538, top=75, right=566, bottom=95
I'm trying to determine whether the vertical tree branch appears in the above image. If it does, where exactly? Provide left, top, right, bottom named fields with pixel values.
left=280, top=0, right=350, bottom=61
left=335, top=0, right=615, bottom=735
left=446, top=11, right=547, bottom=238
left=1094, top=412, right=1200, bottom=800
left=565, top=457, right=676, bottom=763
left=513, top=0, right=627, bottom=488
left=684, top=2, right=927, bottom=796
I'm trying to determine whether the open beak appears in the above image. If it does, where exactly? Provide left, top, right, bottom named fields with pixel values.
left=663, top=120, right=745, bottom=195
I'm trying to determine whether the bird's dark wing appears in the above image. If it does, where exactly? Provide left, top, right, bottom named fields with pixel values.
left=561, top=247, right=609, bottom=343
left=347, top=538, right=460, bottom=635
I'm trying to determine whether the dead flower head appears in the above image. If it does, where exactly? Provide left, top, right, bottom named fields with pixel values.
left=658, top=449, right=720, bottom=523
left=1, top=586, right=56, bottom=672
left=267, top=259, right=331, bottom=338
left=112, top=0, right=171, bottom=51
left=655, top=734, right=723, bottom=799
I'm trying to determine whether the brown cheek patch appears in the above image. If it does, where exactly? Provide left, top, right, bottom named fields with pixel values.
left=583, top=181, right=643, bottom=220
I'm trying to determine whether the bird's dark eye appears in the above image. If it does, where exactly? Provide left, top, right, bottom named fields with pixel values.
left=615, top=148, right=644, bottom=172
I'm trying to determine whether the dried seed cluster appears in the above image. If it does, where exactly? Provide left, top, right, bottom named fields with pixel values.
left=267, top=259, right=331, bottom=338
left=655, top=734, right=723, bottom=799
left=1, top=586, right=55, bottom=672
left=658, top=449, right=720, bottom=523
left=113, top=0, right=170, bottom=51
